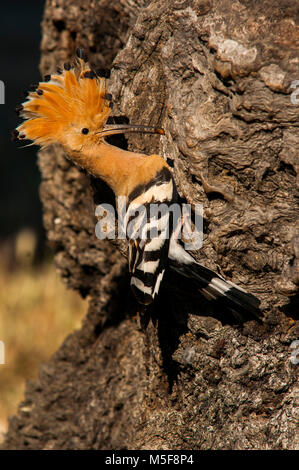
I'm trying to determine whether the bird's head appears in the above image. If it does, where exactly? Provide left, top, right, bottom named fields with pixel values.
left=13, top=48, right=164, bottom=154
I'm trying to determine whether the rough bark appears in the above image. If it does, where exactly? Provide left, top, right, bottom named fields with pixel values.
left=3, top=0, right=299, bottom=450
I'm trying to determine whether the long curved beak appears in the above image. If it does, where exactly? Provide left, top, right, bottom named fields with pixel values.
left=96, top=124, right=165, bottom=138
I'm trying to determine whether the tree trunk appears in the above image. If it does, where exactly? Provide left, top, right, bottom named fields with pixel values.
left=3, top=0, right=299, bottom=450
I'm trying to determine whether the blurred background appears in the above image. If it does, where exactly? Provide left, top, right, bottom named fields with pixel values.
left=0, top=0, right=86, bottom=440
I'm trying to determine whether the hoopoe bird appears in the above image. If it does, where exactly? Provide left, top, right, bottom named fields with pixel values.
left=13, top=48, right=262, bottom=322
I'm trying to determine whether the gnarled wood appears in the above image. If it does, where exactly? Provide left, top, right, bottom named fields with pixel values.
left=3, top=0, right=298, bottom=450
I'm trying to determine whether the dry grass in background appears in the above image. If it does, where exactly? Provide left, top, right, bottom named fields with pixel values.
left=0, top=233, right=87, bottom=441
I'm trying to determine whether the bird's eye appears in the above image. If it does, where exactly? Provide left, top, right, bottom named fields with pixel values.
left=81, top=128, right=89, bottom=135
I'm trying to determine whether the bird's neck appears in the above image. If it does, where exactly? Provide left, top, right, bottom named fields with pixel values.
left=65, top=141, right=169, bottom=199
left=65, top=141, right=147, bottom=197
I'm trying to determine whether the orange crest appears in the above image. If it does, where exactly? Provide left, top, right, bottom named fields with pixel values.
left=14, top=49, right=112, bottom=149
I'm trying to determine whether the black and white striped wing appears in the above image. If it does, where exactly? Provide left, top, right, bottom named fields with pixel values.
left=126, top=167, right=176, bottom=305
left=128, top=232, right=170, bottom=305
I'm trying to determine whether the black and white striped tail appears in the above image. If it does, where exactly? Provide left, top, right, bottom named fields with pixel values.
left=169, top=237, right=262, bottom=322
